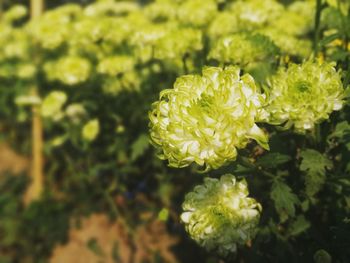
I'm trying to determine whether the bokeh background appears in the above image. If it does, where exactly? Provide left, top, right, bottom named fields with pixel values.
left=0, top=0, right=350, bottom=262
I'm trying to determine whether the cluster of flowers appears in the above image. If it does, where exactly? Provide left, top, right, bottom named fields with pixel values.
left=0, top=0, right=346, bottom=255
left=150, top=62, right=344, bottom=255
left=0, top=0, right=322, bottom=143
left=1, top=0, right=317, bottom=88
left=150, top=63, right=344, bottom=170
left=146, top=0, right=345, bottom=253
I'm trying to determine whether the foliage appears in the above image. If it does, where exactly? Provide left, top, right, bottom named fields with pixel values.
left=0, top=0, right=349, bottom=262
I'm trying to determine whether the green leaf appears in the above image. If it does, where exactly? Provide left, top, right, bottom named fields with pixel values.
left=318, top=32, right=340, bottom=47
left=256, top=153, right=291, bottom=168
left=287, top=215, right=310, bottom=237
left=300, top=149, right=333, bottom=197
left=328, top=121, right=350, bottom=140
left=300, top=149, right=333, bottom=174
left=158, top=208, right=169, bottom=221
left=270, top=178, right=299, bottom=221
left=328, top=121, right=350, bottom=150
left=131, top=134, right=150, bottom=161
left=329, top=49, right=350, bottom=62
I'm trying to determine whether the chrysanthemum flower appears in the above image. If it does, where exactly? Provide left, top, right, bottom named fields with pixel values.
left=181, top=174, right=262, bottom=256
left=265, top=61, right=344, bottom=131
left=177, top=0, right=217, bottom=27
left=97, top=55, right=135, bottom=76
left=82, top=119, right=100, bottom=141
left=65, top=103, right=86, bottom=124
left=3, top=5, right=27, bottom=23
left=208, top=11, right=239, bottom=41
left=209, top=33, right=279, bottom=68
left=27, top=4, right=81, bottom=50
left=54, top=56, right=91, bottom=85
left=258, top=28, right=312, bottom=58
left=229, top=0, right=284, bottom=30
left=41, top=91, right=67, bottom=119
left=149, top=66, right=269, bottom=170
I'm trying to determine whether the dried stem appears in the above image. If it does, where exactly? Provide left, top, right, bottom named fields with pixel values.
left=26, top=0, right=45, bottom=202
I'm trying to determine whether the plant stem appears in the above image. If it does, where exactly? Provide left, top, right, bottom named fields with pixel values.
left=313, top=0, right=323, bottom=56
left=27, top=0, right=45, bottom=202
left=0, top=0, right=3, bottom=18
left=31, top=0, right=44, bottom=18
left=237, top=156, right=274, bottom=179
left=314, top=123, right=322, bottom=149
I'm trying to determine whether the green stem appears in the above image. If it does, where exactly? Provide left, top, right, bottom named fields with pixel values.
left=314, top=123, right=322, bottom=148
left=344, top=69, right=350, bottom=88
left=0, top=0, right=3, bottom=18
left=313, top=0, right=323, bottom=56
left=182, top=54, right=189, bottom=74
left=338, top=0, right=350, bottom=80
left=237, top=156, right=275, bottom=179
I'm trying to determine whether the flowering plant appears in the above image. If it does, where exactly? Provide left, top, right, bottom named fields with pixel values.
left=149, top=66, right=268, bottom=170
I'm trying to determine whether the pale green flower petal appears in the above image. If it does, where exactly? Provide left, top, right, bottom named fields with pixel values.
left=82, top=119, right=100, bottom=141
left=209, top=33, right=279, bottom=68
left=51, top=56, right=91, bottom=85
left=265, top=61, right=344, bottom=132
left=229, top=0, right=284, bottom=30
left=44, top=56, right=92, bottom=86
left=3, top=5, right=28, bottom=23
left=258, top=28, right=312, bottom=58
left=149, top=66, right=268, bottom=170
left=41, top=91, right=67, bottom=118
left=15, top=95, right=41, bottom=106
left=16, top=63, right=37, bottom=79
left=177, top=0, right=218, bottom=27
left=181, top=174, right=262, bottom=256
left=65, top=103, right=86, bottom=123
left=97, top=55, right=135, bottom=76
left=247, top=124, right=269, bottom=150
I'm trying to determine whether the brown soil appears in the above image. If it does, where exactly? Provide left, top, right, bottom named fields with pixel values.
left=0, top=143, right=29, bottom=175
left=50, top=214, right=179, bottom=263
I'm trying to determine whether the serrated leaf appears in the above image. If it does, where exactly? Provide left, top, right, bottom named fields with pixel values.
left=300, top=149, right=333, bottom=174
left=328, top=121, right=350, bottom=140
left=300, top=149, right=333, bottom=197
left=288, top=215, right=310, bottom=237
left=270, top=179, right=299, bottom=221
left=328, top=121, right=350, bottom=150
left=256, top=153, right=291, bottom=168
left=131, top=134, right=150, bottom=161
left=305, top=172, right=326, bottom=197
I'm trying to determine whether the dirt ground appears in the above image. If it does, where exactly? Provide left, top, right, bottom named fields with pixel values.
left=50, top=214, right=179, bottom=263
left=0, top=143, right=29, bottom=175
left=0, top=143, right=179, bottom=263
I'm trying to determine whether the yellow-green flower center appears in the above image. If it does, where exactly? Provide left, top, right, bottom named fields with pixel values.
left=295, top=80, right=311, bottom=93
left=196, top=94, right=215, bottom=111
